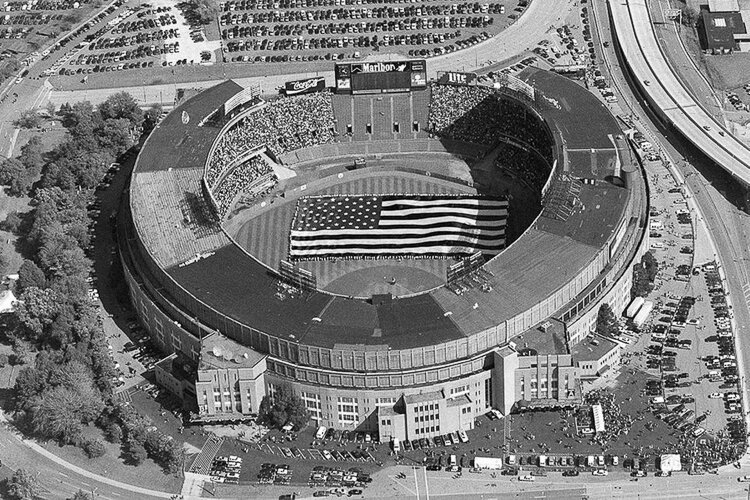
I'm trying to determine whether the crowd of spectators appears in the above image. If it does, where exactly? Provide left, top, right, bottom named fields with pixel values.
left=213, top=156, right=277, bottom=217
left=494, top=142, right=551, bottom=192
left=428, top=83, right=554, bottom=163
left=206, top=91, right=335, bottom=187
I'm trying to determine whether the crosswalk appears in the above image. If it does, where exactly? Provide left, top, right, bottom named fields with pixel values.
left=189, top=436, right=224, bottom=475
left=113, top=388, right=133, bottom=403
left=742, top=283, right=750, bottom=309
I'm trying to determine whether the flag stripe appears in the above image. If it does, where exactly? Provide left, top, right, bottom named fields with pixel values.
left=291, top=233, right=504, bottom=247
left=291, top=227, right=505, bottom=240
left=291, top=245, right=505, bottom=256
left=380, top=207, right=508, bottom=218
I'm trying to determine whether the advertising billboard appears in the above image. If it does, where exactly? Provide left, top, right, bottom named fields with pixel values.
left=284, top=76, right=326, bottom=95
left=438, top=71, right=477, bottom=86
left=335, top=60, right=427, bottom=94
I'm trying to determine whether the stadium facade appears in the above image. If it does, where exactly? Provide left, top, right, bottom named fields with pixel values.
left=120, top=67, right=650, bottom=441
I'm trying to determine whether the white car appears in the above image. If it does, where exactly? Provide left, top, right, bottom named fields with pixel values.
left=592, top=469, right=609, bottom=476
left=518, top=474, right=535, bottom=482
left=708, top=392, right=723, bottom=399
left=739, top=476, right=750, bottom=482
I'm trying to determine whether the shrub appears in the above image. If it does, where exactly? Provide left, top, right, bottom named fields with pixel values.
left=82, top=438, right=106, bottom=458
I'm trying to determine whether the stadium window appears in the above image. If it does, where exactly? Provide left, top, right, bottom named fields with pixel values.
left=366, top=123, right=372, bottom=134
left=393, top=122, right=399, bottom=133
left=413, top=121, right=420, bottom=132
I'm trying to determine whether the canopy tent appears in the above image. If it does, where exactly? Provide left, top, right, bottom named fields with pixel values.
left=592, top=404, right=606, bottom=434
left=660, top=454, right=682, bottom=472
left=0, top=290, right=16, bottom=313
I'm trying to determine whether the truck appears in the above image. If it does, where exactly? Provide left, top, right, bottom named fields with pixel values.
left=392, top=438, right=401, bottom=453
left=625, top=297, right=645, bottom=318
left=632, top=300, right=654, bottom=327
left=315, top=426, right=327, bottom=440
left=449, top=454, right=457, bottom=467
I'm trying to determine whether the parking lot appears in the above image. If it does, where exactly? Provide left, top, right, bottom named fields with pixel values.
left=219, top=0, right=523, bottom=63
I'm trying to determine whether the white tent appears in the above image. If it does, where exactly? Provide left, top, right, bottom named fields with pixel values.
left=473, top=457, right=504, bottom=470
left=0, top=289, right=16, bottom=313
left=660, top=454, right=682, bottom=472
left=592, top=404, right=606, bottom=434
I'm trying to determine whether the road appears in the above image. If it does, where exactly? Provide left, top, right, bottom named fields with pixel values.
left=607, top=0, right=750, bottom=187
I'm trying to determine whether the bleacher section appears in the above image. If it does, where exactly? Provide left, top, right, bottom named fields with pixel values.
left=131, top=168, right=229, bottom=269
left=494, top=141, right=552, bottom=192
left=331, top=91, right=431, bottom=142
left=213, top=155, right=278, bottom=218
left=428, top=83, right=554, bottom=163
left=206, top=91, right=336, bottom=188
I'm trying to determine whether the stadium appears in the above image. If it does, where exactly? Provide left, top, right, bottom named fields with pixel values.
left=119, top=62, right=650, bottom=441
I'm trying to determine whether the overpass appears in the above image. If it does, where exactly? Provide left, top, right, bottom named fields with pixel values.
left=608, top=0, right=750, bottom=194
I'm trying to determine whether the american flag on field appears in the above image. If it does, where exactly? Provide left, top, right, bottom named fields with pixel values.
left=289, top=195, right=508, bottom=259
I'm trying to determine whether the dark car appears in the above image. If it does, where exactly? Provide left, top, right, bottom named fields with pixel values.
left=426, top=465, right=441, bottom=471
left=348, top=489, right=363, bottom=496
left=562, top=469, right=580, bottom=477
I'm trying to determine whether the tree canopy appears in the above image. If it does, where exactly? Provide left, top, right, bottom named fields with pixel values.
left=5, top=468, right=42, bottom=500
left=596, top=303, right=618, bottom=337
left=258, top=383, right=310, bottom=430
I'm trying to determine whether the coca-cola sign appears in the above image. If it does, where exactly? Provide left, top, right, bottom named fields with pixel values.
left=284, top=77, right=326, bottom=95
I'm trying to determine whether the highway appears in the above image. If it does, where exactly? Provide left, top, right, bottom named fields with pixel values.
left=608, top=0, right=750, bottom=188
left=596, top=0, right=750, bottom=457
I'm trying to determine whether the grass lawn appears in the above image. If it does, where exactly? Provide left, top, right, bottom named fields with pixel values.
left=0, top=190, right=32, bottom=276
left=37, top=425, right=182, bottom=494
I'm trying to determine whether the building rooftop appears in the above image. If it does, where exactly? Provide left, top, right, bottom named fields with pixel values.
left=700, top=11, right=746, bottom=50
left=404, top=390, right=444, bottom=405
left=513, top=318, right=568, bottom=355
left=709, top=0, right=740, bottom=12
left=136, top=80, right=242, bottom=174
left=447, top=394, right=472, bottom=407
left=378, top=406, right=400, bottom=417
left=199, top=332, right=266, bottom=370
left=570, top=335, right=620, bottom=363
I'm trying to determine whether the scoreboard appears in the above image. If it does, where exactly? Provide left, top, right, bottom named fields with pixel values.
left=335, top=60, right=427, bottom=94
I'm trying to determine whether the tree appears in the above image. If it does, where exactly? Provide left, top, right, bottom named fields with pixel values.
left=125, top=438, right=148, bottom=465
left=98, top=92, right=143, bottom=129
left=17, top=260, right=47, bottom=292
left=82, top=438, right=106, bottom=458
left=596, top=303, right=618, bottom=337
left=45, top=102, right=56, bottom=118
left=258, top=383, right=309, bottom=429
left=14, top=110, right=43, bottom=130
left=1, top=211, right=23, bottom=234
left=143, top=103, right=163, bottom=130
left=0, top=158, right=34, bottom=196
left=19, top=136, right=44, bottom=173
left=6, top=468, right=42, bottom=500
left=103, top=421, right=123, bottom=444
left=184, top=0, right=219, bottom=24
left=11, top=338, right=34, bottom=365
left=68, top=490, right=93, bottom=500
left=96, top=117, right=135, bottom=157
left=642, top=251, right=658, bottom=282
left=680, top=6, right=699, bottom=26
